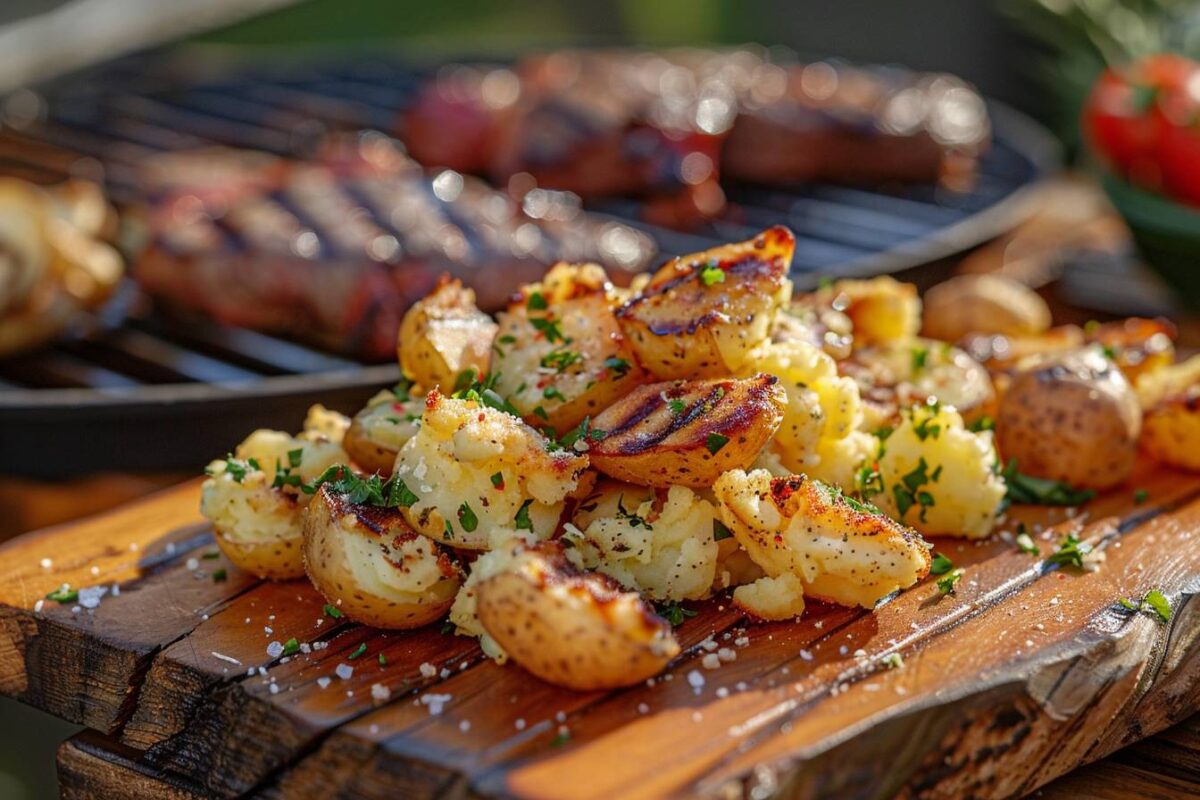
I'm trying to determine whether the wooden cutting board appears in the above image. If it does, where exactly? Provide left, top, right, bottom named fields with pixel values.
left=2, top=459, right=1200, bottom=799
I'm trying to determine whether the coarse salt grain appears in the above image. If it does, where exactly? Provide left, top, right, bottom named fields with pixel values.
left=637, top=703, right=649, bottom=714
left=459, top=720, right=471, bottom=732
left=718, top=648, right=736, bottom=662
left=186, top=558, right=199, bottom=571
left=33, top=600, right=43, bottom=613
left=317, top=677, right=332, bottom=690
left=266, top=641, right=284, bottom=658
left=269, top=683, right=280, bottom=695
left=515, top=718, right=526, bottom=730
left=39, top=558, right=52, bottom=569
left=419, top=662, right=438, bottom=678
left=78, top=586, right=107, bottom=609
left=421, top=693, right=452, bottom=715
left=687, top=670, right=705, bottom=689
left=799, top=649, right=814, bottom=661
left=371, top=683, right=391, bottom=702
left=335, top=663, right=354, bottom=680
left=702, top=653, right=721, bottom=670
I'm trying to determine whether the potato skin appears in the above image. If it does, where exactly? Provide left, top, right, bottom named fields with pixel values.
left=475, top=546, right=679, bottom=690
left=342, top=389, right=423, bottom=476
left=996, top=347, right=1141, bottom=490
left=302, top=485, right=461, bottom=629
left=922, top=274, right=1050, bottom=341
left=588, top=373, right=786, bottom=488
left=615, top=226, right=794, bottom=379
left=398, top=278, right=497, bottom=390
left=1085, top=317, right=1176, bottom=385
left=1142, top=388, right=1200, bottom=471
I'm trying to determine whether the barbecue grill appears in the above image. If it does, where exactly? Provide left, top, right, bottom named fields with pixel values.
left=0, top=49, right=1059, bottom=478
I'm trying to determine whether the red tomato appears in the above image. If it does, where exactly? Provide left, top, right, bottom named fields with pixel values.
left=1159, top=118, right=1200, bottom=206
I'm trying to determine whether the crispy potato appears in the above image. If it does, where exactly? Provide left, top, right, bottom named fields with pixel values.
left=302, top=485, right=462, bottom=629
left=771, top=302, right=853, bottom=360
left=714, top=469, right=931, bottom=609
left=566, top=481, right=719, bottom=601
left=200, top=416, right=350, bottom=580
left=808, top=275, right=921, bottom=347
left=343, top=387, right=424, bottom=475
left=842, top=338, right=995, bottom=427
left=1138, top=355, right=1200, bottom=471
left=475, top=545, right=680, bottom=690
left=733, top=573, right=807, bottom=621
left=1085, top=317, right=1176, bottom=384
left=873, top=403, right=1005, bottom=538
left=996, top=347, right=1141, bottom=490
left=615, top=226, right=794, bottom=380
left=394, top=390, right=588, bottom=549
left=398, top=278, right=497, bottom=390
left=448, top=532, right=534, bottom=662
left=810, top=430, right=880, bottom=490
left=588, top=373, right=786, bottom=488
left=492, top=263, right=648, bottom=432
left=711, top=535, right=765, bottom=593
left=922, top=274, right=1051, bottom=341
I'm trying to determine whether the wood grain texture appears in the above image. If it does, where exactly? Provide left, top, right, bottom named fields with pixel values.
left=4, top=460, right=1200, bottom=799
left=57, top=730, right=208, bottom=800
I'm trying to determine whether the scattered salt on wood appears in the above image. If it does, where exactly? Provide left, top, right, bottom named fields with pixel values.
left=212, top=652, right=242, bottom=666
left=335, top=663, right=354, bottom=680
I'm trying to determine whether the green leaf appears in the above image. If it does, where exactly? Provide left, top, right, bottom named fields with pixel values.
left=1046, top=532, right=1092, bottom=569
left=490, top=472, right=505, bottom=489
left=936, top=568, right=964, bottom=595
left=603, top=356, right=631, bottom=377
left=713, top=520, right=733, bottom=541
left=1003, top=460, right=1095, bottom=506
left=287, top=448, right=304, bottom=468
left=45, top=584, right=78, bottom=604
left=930, top=553, right=954, bottom=575
left=348, top=643, right=368, bottom=660
left=457, top=502, right=479, bottom=533
left=323, top=603, right=343, bottom=619
left=699, top=265, right=726, bottom=286
left=654, top=601, right=698, bottom=627
left=514, top=499, right=534, bottom=531
left=705, top=433, right=729, bottom=455
left=282, top=637, right=300, bottom=656
left=1016, top=532, right=1041, bottom=556
left=212, top=568, right=227, bottom=583
left=1143, top=589, right=1171, bottom=623
left=526, top=291, right=548, bottom=311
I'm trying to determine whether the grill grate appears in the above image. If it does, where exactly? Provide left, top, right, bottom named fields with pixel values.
left=0, top=50, right=1057, bottom=476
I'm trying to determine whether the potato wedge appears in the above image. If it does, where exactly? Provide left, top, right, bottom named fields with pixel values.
left=714, top=469, right=931, bottom=609
left=1138, top=354, right=1200, bottom=471
left=491, top=263, right=648, bottom=433
left=342, top=385, right=424, bottom=475
left=922, top=274, right=1051, bottom=341
left=588, top=373, right=786, bottom=488
left=996, top=346, right=1141, bottom=490
left=398, top=278, right=497, bottom=391
left=302, top=484, right=462, bottom=629
left=615, top=226, right=794, bottom=380
left=475, top=545, right=680, bottom=690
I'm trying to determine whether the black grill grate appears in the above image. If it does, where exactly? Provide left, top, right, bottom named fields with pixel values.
left=0, top=50, right=1058, bottom=477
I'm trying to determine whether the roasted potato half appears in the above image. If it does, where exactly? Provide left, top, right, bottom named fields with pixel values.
left=921, top=274, right=1051, bottom=341
left=802, top=275, right=921, bottom=347
left=475, top=545, right=680, bottom=690
left=302, top=484, right=462, bottom=629
left=492, top=262, right=648, bottom=432
left=996, top=346, right=1141, bottom=490
left=398, top=278, right=497, bottom=391
left=1138, top=354, right=1200, bottom=471
left=342, top=385, right=424, bottom=475
left=714, top=469, right=932, bottom=609
left=395, top=390, right=589, bottom=549
left=1085, top=317, right=1176, bottom=385
left=588, top=373, right=786, bottom=488
left=615, top=226, right=794, bottom=380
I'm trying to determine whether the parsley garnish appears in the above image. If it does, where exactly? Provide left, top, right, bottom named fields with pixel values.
left=603, top=356, right=631, bottom=377
left=1119, top=589, right=1171, bottom=623
left=882, top=652, right=904, bottom=669
left=282, top=637, right=300, bottom=656
left=699, top=264, right=726, bottom=286
left=530, top=316, right=566, bottom=344
left=1016, top=530, right=1040, bottom=556
left=892, top=457, right=936, bottom=523
left=212, top=568, right=227, bottom=583
left=457, top=502, right=479, bottom=533
left=668, top=398, right=686, bottom=416
left=45, top=584, right=77, bottom=604
left=348, top=643, right=368, bottom=660
left=937, top=568, right=965, bottom=595
left=390, top=378, right=415, bottom=402
left=930, top=553, right=954, bottom=575
left=451, top=371, right=522, bottom=417
left=514, top=499, right=534, bottom=531
left=302, top=466, right=419, bottom=509
left=616, top=495, right=653, bottom=529
left=911, top=346, right=928, bottom=373
left=543, top=385, right=567, bottom=402
left=559, top=416, right=606, bottom=449
left=1133, top=489, right=1149, bottom=505
left=323, top=603, right=343, bottom=619
left=526, top=291, right=548, bottom=311
left=655, top=601, right=698, bottom=627
left=705, top=433, right=729, bottom=455
left=855, top=465, right=884, bottom=499
left=202, top=551, right=220, bottom=560
left=540, top=349, right=583, bottom=373
left=1045, top=531, right=1092, bottom=569
left=221, top=458, right=255, bottom=483
left=713, top=520, right=733, bottom=541
left=490, top=472, right=505, bottom=489
left=378, top=652, right=388, bottom=666
left=968, top=416, right=994, bottom=433
left=443, top=519, right=454, bottom=540
left=550, top=730, right=572, bottom=747
left=1002, top=460, right=1095, bottom=506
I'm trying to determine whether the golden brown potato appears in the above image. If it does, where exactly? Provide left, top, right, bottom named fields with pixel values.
left=588, top=373, right=786, bottom=488
left=1138, top=355, right=1200, bottom=471
left=475, top=545, right=680, bottom=690
left=922, top=274, right=1051, bottom=341
left=959, top=326, right=1085, bottom=375
left=398, top=278, right=497, bottom=390
left=302, top=484, right=462, bottom=629
left=996, top=347, right=1141, bottom=490
left=1085, top=317, right=1176, bottom=385
left=714, top=469, right=931, bottom=609
left=615, top=226, right=794, bottom=380
left=804, top=275, right=921, bottom=347
left=342, top=386, right=424, bottom=475
left=491, top=262, right=648, bottom=433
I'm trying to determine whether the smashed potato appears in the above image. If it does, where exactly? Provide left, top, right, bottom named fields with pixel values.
left=733, top=573, right=807, bottom=621
left=200, top=410, right=350, bottom=579
left=588, top=373, right=786, bottom=488
left=714, top=469, right=931, bottom=609
left=872, top=402, right=1005, bottom=538
left=922, top=274, right=1051, bottom=341
left=616, top=226, right=794, bottom=380
left=1085, top=317, right=1176, bottom=385
left=491, top=262, right=647, bottom=432
left=394, top=390, right=588, bottom=549
left=302, top=485, right=462, bottom=629
left=566, top=481, right=719, bottom=601
left=398, top=278, right=497, bottom=391
left=342, top=385, right=424, bottom=475
left=475, top=545, right=680, bottom=690
left=809, top=275, right=921, bottom=347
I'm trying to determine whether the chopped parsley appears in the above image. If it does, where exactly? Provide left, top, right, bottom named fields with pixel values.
left=882, top=652, right=904, bottom=669
left=540, top=349, right=583, bottom=373
left=271, top=451, right=304, bottom=489
left=559, top=416, right=606, bottom=449
left=550, top=730, right=572, bottom=747
left=219, top=458, right=257, bottom=483
left=892, top=457, right=937, bottom=523
left=930, top=553, right=954, bottom=575
left=533, top=405, right=549, bottom=420
left=603, top=356, right=631, bottom=377
left=526, top=291, right=548, bottom=311
left=668, top=398, right=687, bottom=416
left=212, top=568, right=227, bottom=583
left=1119, top=589, right=1171, bottom=623
left=323, top=603, right=344, bottom=619
left=705, top=433, right=730, bottom=455
left=855, top=465, right=884, bottom=499
left=937, top=567, right=965, bottom=595
left=543, top=385, right=567, bottom=402
left=1002, top=460, right=1096, bottom=506
left=390, top=378, right=415, bottom=402
left=655, top=601, right=698, bottom=627
left=282, top=637, right=300, bottom=656
left=911, top=346, right=929, bottom=373
left=616, top=495, right=653, bottom=529
left=45, top=584, right=77, bottom=604
left=1016, top=530, right=1040, bottom=556
left=202, top=551, right=220, bottom=560
left=699, top=264, right=726, bottom=287
left=302, top=466, right=419, bottom=509
left=490, top=472, right=505, bottom=489
left=514, top=499, right=534, bottom=531
left=451, top=370, right=523, bottom=417
left=378, top=652, right=388, bottom=666
left=443, top=519, right=454, bottom=540
left=1045, top=531, right=1092, bottom=569
left=1133, top=488, right=1149, bottom=505
left=968, top=416, right=995, bottom=433
left=347, top=643, right=368, bottom=660
left=713, top=520, right=734, bottom=541
left=457, top=502, right=479, bottom=533
left=530, top=316, right=566, bottom=344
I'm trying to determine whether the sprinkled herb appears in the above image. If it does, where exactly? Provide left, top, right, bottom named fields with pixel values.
left=348, top=643, right=368, bottom=660
left=930, top=553, right=954, bottom=575
left=440, top=619, right=456, bottom=635
left=1134, top=488, right=1149, bottom=505
left=1003, top=460, right=1096, bottom=506
left=713, top=520, right=734, bottom=541
left=212, top=568, right=227, bottom=583
left=668, top=398, right=686, bottom=416
left=937, top=568, right=965, bottom=595
left=282, top=637, right=300, bottom=656
left=443, top=519, right=454, bottom=540
left=604, top=356, right=631, bottom=377
left=530, top=316, right=566, bottom=344
left=550, top=729, right=571, bottom=747
left=655, top=601, right=698, bottom=627
left=913, top=414, right=941, bottom=442
left=514, top=499, right=534, bottom=531
left=46, top=584, right=77, bottom=604
left=540, top=349, right=583, bottom=373
left=391, top=378, right=415, bottom=402
left=490, top=472, right=505, bottom=489
left=559, top=416, right=606, bottom=449
left=1118, top=597, right=1140, bottom=611
left=1046, top=531, right=1092, bottom=569
left=705, top=433, right=729, bottom=455
left=855, top=465, right=884, bottom=499
left=287, top=448, right=303, bottom=468
left=968, top=416, right=995, bottom=433
left=526, top=291, right=548, bottom=311
left=457, top=502, right=479, bottom=533
left=452, top=371, right=522, bottom=417
left=911, top=346, right=929, bottom=373
left=222, top=458, right=253, bottom=483
left=499, top=334, right=517, bottom=345
left=699, top=264, right=726, bottom=287
left=302, top=467, right=419, bottom=510
left=1016, top=531, right=1040, bottom=556
left=1119, top=589, right=1171, bottom=623
left=893, top=457, right=936, bottom=523
left=882, top=652, right=904, bottom=669
left=202, top=551, right=221, bottom=560
left=543, top=385, right=567, bottom=402
left=378, top=653, right=388, bottom=666
left=271, top=455, right=303, bottom=489
left=323, top=603, right=343, bottom=619
left=1101, top=344, right=1117, bottom=361
left=533, top=406, right=549, bottom=420
left=616, top=495, right=653, bottom=530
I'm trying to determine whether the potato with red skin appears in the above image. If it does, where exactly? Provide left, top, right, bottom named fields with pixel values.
left=996, top=347, right=1141, bottom=490
left=302, top=485, right=462, bottom=629
left=616, top=226, right=794, bottom=380
left=475, top=544, right=679, bottom=690
left=588, top=373, right=786, bottom=488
